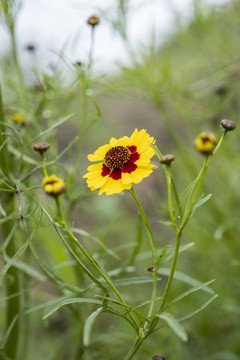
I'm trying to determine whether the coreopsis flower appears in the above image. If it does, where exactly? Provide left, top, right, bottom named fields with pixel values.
left=42, top=175, right=66, bottom=196
left=194, top=132, right=216, bottom=155
left=83, top=129, right=156, bottom=196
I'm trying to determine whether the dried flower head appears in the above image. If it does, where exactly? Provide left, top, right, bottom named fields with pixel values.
left=160, top=154, right=175, bottom=165
left=87, top=15, right=100, bottom=27
left=42, top=175, right=66, bottom=196
left=194, top=132, right=217, bottom=155
left=33, top=142, right=50, bottom=153
left=83, top=129, right=156, bottom=196
left=220, top=119, right=236, bottom=132
left=12, top=113, right=25, bottom=125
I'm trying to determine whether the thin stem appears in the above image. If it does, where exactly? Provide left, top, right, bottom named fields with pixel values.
left=123, top=338, right=144, bottom=360
left=55, top=198, right=138, bottom=330
left=150, top=230, right=182, bottom=332
left=40, top=153, right=48, bottom=177
left=129, top=187, right=157, bottom=264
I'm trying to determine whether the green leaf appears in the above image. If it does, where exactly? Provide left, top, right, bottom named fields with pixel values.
left=156, top=312, right=188, bottom=342
left=165, top=242, right=195, bottom=262
left=28, top=113, right=74, bottom=145
left=192, top=193, right=212, bottom=211
left=83, top=307, right=103, bottom=346
left=114, top=277, right=158, bottom=286
left=158, top=268, right=214, bottom=294
left=162, top=279, right=215, bottom=311
left=42, top=298, right=102, bottom=320
left=178, top=294, right=219, bottom=323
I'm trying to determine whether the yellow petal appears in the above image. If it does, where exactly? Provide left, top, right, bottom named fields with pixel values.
left=122, top=166, right=154, bottom=185
left=88, top=144, right=111, bottom=162
left=98, top=177, right=131, bottom=196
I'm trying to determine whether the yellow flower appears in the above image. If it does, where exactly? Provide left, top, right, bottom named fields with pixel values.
left=12, top=113, right=25, bottom=124
left=83, top=129, right=156, bottom=196
left=42, top=175, right=66, bottom=196
left=194, top=132, right=216, bottom=155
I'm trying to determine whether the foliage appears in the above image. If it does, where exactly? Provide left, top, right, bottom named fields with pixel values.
left=0, top=1, right=240, bottom=360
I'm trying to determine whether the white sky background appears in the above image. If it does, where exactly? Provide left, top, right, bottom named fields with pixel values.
left=0, top=0, right=230, bottom=76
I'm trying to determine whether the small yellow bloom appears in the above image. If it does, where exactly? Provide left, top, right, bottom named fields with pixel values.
left=42, top=175, right=66, bottom=196
left=194, top=132, right=216, bottom=155
left=12, top=113, right=25, bottom=124
left=83, top=129, right=156, bottom=196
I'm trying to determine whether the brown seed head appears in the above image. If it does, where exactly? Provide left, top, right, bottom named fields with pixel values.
left=33, top=142, right=50, bottom=153
left=220, top=119, right=236, bottom=132
left=160, top=154, right=175, bottom=165
left=87, top=15, right=100, bottom=27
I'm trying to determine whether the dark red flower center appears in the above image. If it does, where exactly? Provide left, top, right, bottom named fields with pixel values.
left=104, top=146, right=130, bottom=170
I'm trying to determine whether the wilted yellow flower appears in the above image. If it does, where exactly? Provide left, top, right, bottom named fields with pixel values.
left=42, top=175, right=66, bottom=196
left=194, top=132, right=216, bottom=155
left=83, top=129, right=156, bottom=196
left=12, top=113, right=25, bottom=124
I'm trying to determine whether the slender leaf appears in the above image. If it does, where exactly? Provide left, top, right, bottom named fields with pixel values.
left=178, top=294, right=219, bottom=323
left=158, top=268, right=214, bottom=294
left=83, top=307, right=103, bottom=346
left=42, top=298, right=102, bottom=320
left=28, top=113, right=74, bottom=145
left=192, top=193, right=212, bottom=211
left=161, top=279, right=215, bottom=312
left=156, top=312, right=188, bottom=342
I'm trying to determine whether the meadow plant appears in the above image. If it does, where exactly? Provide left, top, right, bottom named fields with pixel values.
left=0, top=1, right=238, bottom=360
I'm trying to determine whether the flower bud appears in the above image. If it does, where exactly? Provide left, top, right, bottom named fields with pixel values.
left=12, top=113, right=25, bottom=125
left=33, top=142, right=50, bottom=153
left=160, top=154, right=175, bottom=165
left=220, top=119, right=236, bottom=132
left=42, top=175, right=66, bottom=196
left=147, top=266, right=155, bottom=272
left=25, top=43, right=36, bottom=52
left=194, top=132, right=216, bottom=155
left=87, top=15, right=100, bottom=27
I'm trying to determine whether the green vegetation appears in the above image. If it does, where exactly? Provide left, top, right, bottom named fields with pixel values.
left=0, top=1, right=240, bottom=359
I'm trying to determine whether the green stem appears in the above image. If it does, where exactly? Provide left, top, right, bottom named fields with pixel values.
left=129, top=187, right=157, bottom=264
left=150, top=230, right=182, bottom=332
left=0, top=86, right=9, bottom=176
left=40, top=153, right=48, bottom=177
left=55, top=198, right=138, bottom=330
left=123, top=337, right=144, bottom=360
left=2, top=200, right=21, bottom=359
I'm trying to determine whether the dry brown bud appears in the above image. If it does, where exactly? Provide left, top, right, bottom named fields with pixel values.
left=33, top=142, right=50, bottom=153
